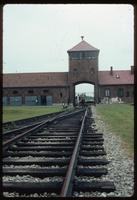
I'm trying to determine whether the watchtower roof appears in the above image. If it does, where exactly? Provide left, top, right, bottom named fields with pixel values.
left=68, top=40, right=99, bottom=52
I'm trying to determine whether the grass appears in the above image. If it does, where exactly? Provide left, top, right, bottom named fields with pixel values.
left=3, top=105, right=66, bottom=122
left=96, top=103, right=134, bottom=156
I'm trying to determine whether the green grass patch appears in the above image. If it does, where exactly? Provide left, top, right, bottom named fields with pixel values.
left=96, top=103, right=134, bottom=156
left=3, top=105, right=65, bottom=122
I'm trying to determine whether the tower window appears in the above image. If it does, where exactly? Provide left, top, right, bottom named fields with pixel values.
left=70, top=52, right=80, bottom=60
left=80, top=52, right=85, bottom=59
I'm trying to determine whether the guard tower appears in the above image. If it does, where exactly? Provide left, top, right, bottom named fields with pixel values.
left=67, top=37, right=100, bottom=104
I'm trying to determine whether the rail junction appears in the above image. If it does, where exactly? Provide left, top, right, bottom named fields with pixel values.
left=2, top=106, right=115, bottom=197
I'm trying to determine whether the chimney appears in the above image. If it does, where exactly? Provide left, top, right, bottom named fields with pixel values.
left=81, top=36, right=84, bottom=41
left=110, top=66, right=113, bottom=75
left=131, top=66, right=134, bottom=74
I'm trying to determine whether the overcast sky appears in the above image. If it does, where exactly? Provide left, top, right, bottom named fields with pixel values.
left=3, top=4, right=134, bottom=95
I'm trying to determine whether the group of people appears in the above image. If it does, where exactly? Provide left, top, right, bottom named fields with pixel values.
left=75, top=95, right=86, bottom=107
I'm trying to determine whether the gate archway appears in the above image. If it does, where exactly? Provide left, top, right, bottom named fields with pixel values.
left=72, top=81, right=95, bottom=106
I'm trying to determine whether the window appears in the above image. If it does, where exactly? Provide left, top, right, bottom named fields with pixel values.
left=117, top=88, right=124, bottom=97
left=104, top=88, right=110, bottom=97
left=80, top=52, right=85, bottom=59
left=70, top=52, right=80, bottom=60
left=84, top=52, right=90, bottom=58
left=126, top=91, right=130, bottom=97
left=70, top=51, right=97, bottom=60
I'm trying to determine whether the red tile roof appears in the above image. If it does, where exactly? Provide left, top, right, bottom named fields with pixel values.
left=68, top=40, right=99, bottom=52
left=98, top=70, right=134, bottom=85
left=3, top=72, right=68, bottom=88
left=3, top=70, right=134, bottom=88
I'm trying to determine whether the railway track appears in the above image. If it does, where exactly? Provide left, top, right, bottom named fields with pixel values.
left=3, top=109, right=70, bottom=132
left=2, top=106, right=115, bottom=197
left=3, top=109, right=77, bottom=148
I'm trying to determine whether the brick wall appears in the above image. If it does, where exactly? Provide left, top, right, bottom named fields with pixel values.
left=99, top=85, right=134, bottom=102
left=3, top=86, right=69, bottom=105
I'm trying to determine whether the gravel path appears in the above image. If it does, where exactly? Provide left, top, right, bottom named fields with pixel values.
left=90, top=105, right=134, bottom=197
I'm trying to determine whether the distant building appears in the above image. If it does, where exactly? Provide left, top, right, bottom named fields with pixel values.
left=3, top=38, right=134, bottom=106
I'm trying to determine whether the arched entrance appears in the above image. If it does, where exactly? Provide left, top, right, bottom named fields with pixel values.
left=73, top=81, right=95, bottom=106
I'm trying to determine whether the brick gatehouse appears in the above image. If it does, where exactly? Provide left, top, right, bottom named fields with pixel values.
left=3, top=38, right=134, bottom=106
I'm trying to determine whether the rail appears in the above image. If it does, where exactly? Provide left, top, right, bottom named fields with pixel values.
left=2, top=106, right=115, bottom=197
left=60, top=108, right=88, bottom=196
left=3, top=108, right=85, bottom=151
